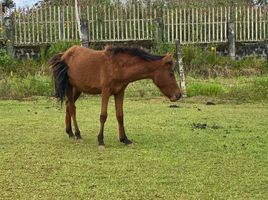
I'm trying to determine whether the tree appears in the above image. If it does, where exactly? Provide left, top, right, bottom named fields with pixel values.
left=2, top=0, right=15, bottom=8
left=251, top=0, right=268, bottom=5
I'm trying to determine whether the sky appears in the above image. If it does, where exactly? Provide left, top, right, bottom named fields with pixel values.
left=13, top=0, right=39, bottom=8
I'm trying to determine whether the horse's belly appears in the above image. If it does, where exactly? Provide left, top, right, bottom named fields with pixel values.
left=83, top=87, right=102, bottom=94
left=68, top=76, right=102, bottom=94
left=73, top=81, right=101, bottom=94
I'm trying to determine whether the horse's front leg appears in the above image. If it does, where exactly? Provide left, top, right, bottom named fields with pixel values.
left=114, top=90, right=132, bottom=145
left=98, top=90, right=110, bottom=148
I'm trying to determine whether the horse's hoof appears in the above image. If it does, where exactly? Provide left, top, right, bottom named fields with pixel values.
left=75, top=133, right=82, bottom=140
left=120, top=137, right=133, bottom=145
left=76, top=135, right=82, bottom=140
left=77, top=138, right=83, bottom=143
left=69, top=135, right=75, bottom=140
left=127, top=143, right=134, bottom=148
left=98, top=145, right=105, bottom=150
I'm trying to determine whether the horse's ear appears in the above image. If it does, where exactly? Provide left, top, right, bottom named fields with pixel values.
left=166, top=53, right=172, bottom=57
left=104, top=45, right=111, bottom=52
left=162, top=53, right=173, bottom=64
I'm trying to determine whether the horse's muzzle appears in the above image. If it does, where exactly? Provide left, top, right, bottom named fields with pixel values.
left=170, top=92, right=182, bottom=102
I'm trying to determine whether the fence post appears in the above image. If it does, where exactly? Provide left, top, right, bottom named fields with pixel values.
left=228, top=6, right=236, bottom=60
left=155, top=16, right=164, bottom=44
left=175, top=40, right=186, bottom=97
left=75, top=0, right=82, bottom=45
left=61, top=12, right=65, bottom=40
left=4, top=15, right=14, bottom=56
left=81, top=19, right=89, bottom=48
left=154, top=5, right=164, bottom=43
left=265, top=40, right=268, bottom=64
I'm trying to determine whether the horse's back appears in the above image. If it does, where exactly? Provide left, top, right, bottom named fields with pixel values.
left=63, top=46, right=107, bottom=94
left=63, top=45, right=105, bottom=64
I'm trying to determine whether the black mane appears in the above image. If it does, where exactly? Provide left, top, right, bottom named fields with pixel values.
left=106, top=46, right=165, bottom=61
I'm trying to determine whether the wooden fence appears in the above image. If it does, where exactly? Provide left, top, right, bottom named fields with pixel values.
left=1, top=4, right=268, bottom=45
left=163, top=6, right=268, bottom=43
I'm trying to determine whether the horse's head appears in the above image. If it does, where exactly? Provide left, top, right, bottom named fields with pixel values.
left=152, top=53, right=182, bottom=102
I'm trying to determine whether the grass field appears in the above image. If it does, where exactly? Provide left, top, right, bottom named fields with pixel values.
left=0, top=96, right=267, bottom=199
left=1, top=75, right=268, bottom=102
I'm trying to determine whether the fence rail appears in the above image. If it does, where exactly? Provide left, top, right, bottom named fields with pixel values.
left=0, top=4, right=267, bottom=45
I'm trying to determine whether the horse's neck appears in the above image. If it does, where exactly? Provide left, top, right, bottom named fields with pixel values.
left=123, top=61, right=159, bottom=83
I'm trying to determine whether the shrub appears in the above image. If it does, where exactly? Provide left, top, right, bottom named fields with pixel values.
left=46, top=41, right=80, bottom=59
left=187, top=81, right=226, bottom=97
left=0, top=75, right=53, bottom=98
left=0, top=49, right=16, bottom=75
left=156, top=43, right=176, bottom=56
left=0, top=49, right=14, bottom=66
left=226, top=76, right=268, bottom=102
left=180, top=45, right=268, bottom=78
left=231, top=57, right=268, bottom=76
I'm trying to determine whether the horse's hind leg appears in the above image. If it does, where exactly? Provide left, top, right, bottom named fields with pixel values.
left=73, top=89, right=82, bottom=139
left=65, top=100, right=74, bottom=138
left=66, top=86, right=82, bottom=140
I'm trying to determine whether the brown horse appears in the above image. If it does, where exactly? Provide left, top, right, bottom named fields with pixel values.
left=49, top=45, right=181, bottom=147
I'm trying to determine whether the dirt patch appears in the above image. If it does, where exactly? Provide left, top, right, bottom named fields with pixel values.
left=206, top=101, right=216, bottom=105
left=192, top=123, right=223, bottom=130
left=192, top=123, right=207, bottom=129
left=169, top=104, right=180, bottom=108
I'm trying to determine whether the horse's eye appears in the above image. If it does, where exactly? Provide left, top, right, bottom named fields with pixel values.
left=166, top=61, right=173, bottom=65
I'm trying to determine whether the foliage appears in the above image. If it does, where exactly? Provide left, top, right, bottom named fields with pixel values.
left=0, top=49, right=16, bottom=74
left=38, top=0, right=262, bottom=7
left=155, top=43, right=267, bottom=78
left=46, top=41, right=80, bottom=59
left=1, top=72, right=268, bottom=102
left=0, top=55, right=49, bottom=79
left=0, top=41, right=80, bottom=78
left=225, top=76, right=268, bottom=102
left=232, top=56, right=267, bottom=70
left=186, top=81, right=226, bottom=97
left=125, top=75, right=268, bottom=102
left=0, top=41, right=268, bottom=102
left=154, top=43, right=175, bottom=56
left=0, top=75, right=53, bottom=98
left=181, top=46, right=267, bottom=78
left=1, top=0, right=15, bottom=9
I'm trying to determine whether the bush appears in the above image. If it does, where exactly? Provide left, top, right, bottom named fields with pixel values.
left=155, top=43, right=176, bottom=56
left=0, top=42, right=267, bottom=102
left=179, top=45, right=268, bottom=78
left=187, top=81, right=226, bottom=97
left=231, top=57, right=268, bottom=76
left=0, top=49, right=14, bottom=66
left=0, top=75, right=53, bottom=98
left=0, top=49, right=17, bottom=75
left=226, top=76, right=268, bottom=102
left=46, top=41, right=80, bottom=59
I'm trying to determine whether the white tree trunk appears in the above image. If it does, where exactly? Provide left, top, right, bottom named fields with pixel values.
left=74, top=0, right=82, bottom=45
left=176, top=40, right=187, bottom=97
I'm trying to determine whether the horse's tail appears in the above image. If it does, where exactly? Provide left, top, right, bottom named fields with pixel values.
left=49, top=53, right=68, bottom=104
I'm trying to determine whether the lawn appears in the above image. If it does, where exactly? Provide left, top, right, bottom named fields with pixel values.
left=0, top=97, right=267, bottom=199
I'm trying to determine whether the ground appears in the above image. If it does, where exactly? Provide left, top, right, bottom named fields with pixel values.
left=0, top=97, right=267, bottom=199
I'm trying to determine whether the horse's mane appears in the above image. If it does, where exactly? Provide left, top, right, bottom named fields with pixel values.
left=106, top=46, right=165, bottom=61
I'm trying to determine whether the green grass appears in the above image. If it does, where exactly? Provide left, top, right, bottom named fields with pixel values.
left=0, top=97, right=267, bottom=199
left=0, top=75, right=53, bottom=98
left=1, top=75, right=268, bottom=103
